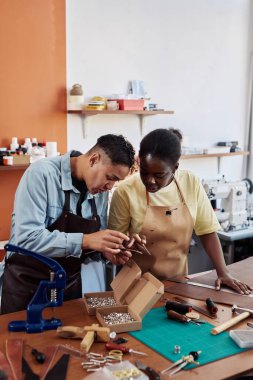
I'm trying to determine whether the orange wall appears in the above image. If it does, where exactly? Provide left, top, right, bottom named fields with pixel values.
left=0, top=0, right=66, bottom=240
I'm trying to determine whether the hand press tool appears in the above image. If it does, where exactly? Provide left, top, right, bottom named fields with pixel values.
left=5, top=244, right=66, bottom=333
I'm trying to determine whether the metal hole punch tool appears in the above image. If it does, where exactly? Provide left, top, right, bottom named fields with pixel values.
left=5, top=244, right=66, bottom=333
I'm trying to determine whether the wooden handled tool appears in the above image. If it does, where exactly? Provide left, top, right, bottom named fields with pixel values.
left=57, top=324, right=110, bottom=352
left=211, top=312, right=250, bottom=335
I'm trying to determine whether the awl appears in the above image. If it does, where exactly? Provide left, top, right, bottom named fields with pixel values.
left=105, top=342, right=148, bottom=356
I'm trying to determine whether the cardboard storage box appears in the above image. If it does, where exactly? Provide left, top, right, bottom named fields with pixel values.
left=83, top=260, right=142, bottom=315
left=114, top=99, right=144, bottom=111
left=95, top=263, right=164, bottom=333
left=13, top=155, right=30, bottom=165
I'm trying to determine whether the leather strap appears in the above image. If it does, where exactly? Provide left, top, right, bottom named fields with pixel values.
left=40, top=345, right=59, bottom=380
left=5, top=339, right=23, bottom=380
left=0, top=350, right=14, bottom=380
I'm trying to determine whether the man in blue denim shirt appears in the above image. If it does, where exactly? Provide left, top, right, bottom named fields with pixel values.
left=1, top=134, right=135, bottom=313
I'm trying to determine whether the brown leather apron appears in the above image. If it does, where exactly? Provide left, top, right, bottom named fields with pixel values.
left=1, top=191, right=101, bottom=314
left=132, top=177, right=194, bottom=280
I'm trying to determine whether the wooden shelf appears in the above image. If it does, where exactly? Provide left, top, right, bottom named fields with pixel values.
left=181, top=151, right=249, bottom=173
left=0, top=164, right=29, bottom=171
left=68, top=109, right=174, bottom=116
left=68, top=109, right=175, bottom=137
left=181, top=151, right=249, bottom=159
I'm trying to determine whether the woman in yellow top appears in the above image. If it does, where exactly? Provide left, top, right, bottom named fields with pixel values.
left=108, top=128, right=251, bottom=294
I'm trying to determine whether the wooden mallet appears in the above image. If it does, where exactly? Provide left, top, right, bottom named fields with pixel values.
left=211, top=305, right=253, bottom=335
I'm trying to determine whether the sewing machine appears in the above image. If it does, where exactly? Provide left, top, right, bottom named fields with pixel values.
left=4, top=244, right=66, bottom=333
left=202, top=179, right=251, bottom=231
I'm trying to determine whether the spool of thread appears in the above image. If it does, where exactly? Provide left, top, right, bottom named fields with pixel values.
left=206, top=298, right=218, bottom=315
left=46, top=142, right=57, bottom=158
left=165, top=300, right=192, bottom=314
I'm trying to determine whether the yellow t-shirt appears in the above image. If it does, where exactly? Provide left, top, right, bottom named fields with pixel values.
left=108, top=170, right=220, bottom=236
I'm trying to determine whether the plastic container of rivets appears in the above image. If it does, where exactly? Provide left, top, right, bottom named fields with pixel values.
left=229, top=330, right=253, bottom=348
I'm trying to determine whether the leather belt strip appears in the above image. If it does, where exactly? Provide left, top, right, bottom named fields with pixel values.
left=5, top=339, right=23, bottom=380
left=0, top=350, right=15, bottom=380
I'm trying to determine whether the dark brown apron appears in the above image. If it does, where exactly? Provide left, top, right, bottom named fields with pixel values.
left=1, top=191, right=101, bottom=314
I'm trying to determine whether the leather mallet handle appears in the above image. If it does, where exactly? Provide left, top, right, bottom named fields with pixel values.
left=211, top=311, right=250, bottom=335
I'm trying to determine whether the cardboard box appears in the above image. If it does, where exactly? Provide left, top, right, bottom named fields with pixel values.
left=83, top=260, right=142, bottom=315
left=13, top=155, right=30, bottom=165
left=113, top=99, right=144, bottom=111
left=94, top=263, right=164, bottom=333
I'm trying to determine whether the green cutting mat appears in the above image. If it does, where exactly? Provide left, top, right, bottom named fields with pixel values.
left=130, top=307, right=247, bottom=369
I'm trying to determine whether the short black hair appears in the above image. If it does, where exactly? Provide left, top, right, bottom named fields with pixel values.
left=139, top=128, right=182, bottom=166
left=92, top=134, right=135, bottom=169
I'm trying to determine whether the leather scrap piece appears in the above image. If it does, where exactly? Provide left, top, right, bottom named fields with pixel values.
left=0, top=350, right=14, bottom=380
left=40, top=345, right=59, bottom=380
left=44, top=354, right=70, bottom=380
left=5, top=339, right=23, bottom=380
left=22, top=357, right=39, bottom=380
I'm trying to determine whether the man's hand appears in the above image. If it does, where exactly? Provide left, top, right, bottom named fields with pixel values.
left=215, top=273, right=252, bottom=295
left=82, top=229, right=132, bottom=263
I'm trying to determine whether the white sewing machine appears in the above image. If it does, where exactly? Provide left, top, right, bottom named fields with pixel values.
left=202, top=178, right=251, bottom=231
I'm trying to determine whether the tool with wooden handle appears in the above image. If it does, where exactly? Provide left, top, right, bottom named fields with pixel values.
left=57, top=324, right=110, bottom=352
left=174, top=297, right=217, bottom=319
left=206, top=298, right=218, bottom=315
left=211, top=304, right=253, bottom=335
left=167, top=310, right=200, bottom=326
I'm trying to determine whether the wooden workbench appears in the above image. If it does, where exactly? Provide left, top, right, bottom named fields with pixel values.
left=0, top=284, right=252, bottom=380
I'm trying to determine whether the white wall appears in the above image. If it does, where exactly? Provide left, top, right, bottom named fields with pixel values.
left=66, top=0, right=252, bottom=181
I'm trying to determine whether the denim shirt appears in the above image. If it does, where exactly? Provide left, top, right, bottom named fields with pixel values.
left=7, top=151, right=108, bottom=258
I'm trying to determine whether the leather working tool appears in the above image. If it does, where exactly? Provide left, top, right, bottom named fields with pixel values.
left=211, top=304, right=253, bottom=335
left=105, top=342, right=148, bottom=356
left=165, top=299, right=192, bottom=314
left=173, top=296, right=217, bottom=319
left=5, top=244, right=66, bottom=333
left=57, top=324, right=110, bottom=353
left=161, top=350, right=202, bottom=376
left=167, top=310, right=201, bottom=326
left=206, top=297, right=218, bottom=315
left=135, top=360, right=162, bottom=380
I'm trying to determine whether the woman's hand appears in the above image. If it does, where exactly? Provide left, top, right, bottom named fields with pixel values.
left=124, top=233, right=151, bottom=255
left=215, top=273, right=252, bottom=295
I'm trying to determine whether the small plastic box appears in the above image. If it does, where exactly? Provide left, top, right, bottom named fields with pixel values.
left=229, top=330, right=253, bottom=348
left=113, top=99, right=144, bottom=111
